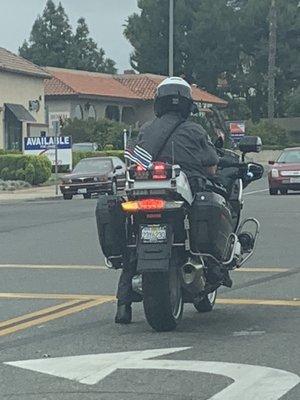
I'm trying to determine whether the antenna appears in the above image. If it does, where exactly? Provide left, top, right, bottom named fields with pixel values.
left=171, top=141, right=175, bottom=165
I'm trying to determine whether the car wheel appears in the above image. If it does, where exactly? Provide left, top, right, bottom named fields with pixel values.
left=280, top=189, right=288, bottom=195
left=111, top=180, right=117, bottom=195
left=269, top=188, right=278, bottom=196
left=63, top=194, right=73, bottom=200
left=83, top=193, right=92, bottom=199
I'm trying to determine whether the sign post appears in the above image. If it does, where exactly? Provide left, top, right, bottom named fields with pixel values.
left=53, top=121, right=60, bottom=196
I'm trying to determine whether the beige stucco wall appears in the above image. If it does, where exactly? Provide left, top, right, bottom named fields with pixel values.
left=0, top=71, right=46, bottom=148
left=46, top=96, right=140, bottom=126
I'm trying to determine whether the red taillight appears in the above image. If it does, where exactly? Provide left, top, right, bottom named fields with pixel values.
left=134, top=164, right=149, bottom=180
left=152, top=162, right=167, bottom=180
left=122, top=198, right=166, bottom=213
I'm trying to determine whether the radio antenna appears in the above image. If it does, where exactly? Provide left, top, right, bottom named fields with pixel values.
left=171, top=141, right=175, bottom=165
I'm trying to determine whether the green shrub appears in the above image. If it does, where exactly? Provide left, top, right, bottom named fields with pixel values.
left=24, top=163, right=35, bottom=184
left=248, top=121, right=288, bottom=146
left=1, top=167, right=10, bottom=180
left=61, top=118, right=138, bottom=150
left=0, top=155, right=51, bottom=185
left=15, top=169, right=26, bottom=181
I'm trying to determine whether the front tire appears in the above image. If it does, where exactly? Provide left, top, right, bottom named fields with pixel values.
left=269, top=188, right=278, bottom=196
left=83, top=193, right=92, bottom=199
left=194, top=290, right=217, bottom=313
left=280, top=189, right=288, bottom=195
left=63, top=194, right=73, bottom=200
left=142, top=258, right=183, bottom=332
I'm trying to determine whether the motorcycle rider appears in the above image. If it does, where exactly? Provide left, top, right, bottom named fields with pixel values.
left=115, top=77, right=221, bottom=324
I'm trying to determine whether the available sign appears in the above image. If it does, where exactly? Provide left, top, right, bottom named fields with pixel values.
left=24, top=136, right=72, bottom=167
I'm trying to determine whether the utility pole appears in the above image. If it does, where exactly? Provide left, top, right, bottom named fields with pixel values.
left=169, top=0, right=174, bottom=76
left=268, top=0, right=277, bottom=122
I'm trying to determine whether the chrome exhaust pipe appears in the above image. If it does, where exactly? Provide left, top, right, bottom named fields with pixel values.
left=132, top=274, right=143, bottom=295
left=181, top=259, right=206, bottom=295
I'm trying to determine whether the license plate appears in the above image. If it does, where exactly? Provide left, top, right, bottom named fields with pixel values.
left=290, top=177, right=300, bottom=183
left=141, top=225, right=167, bottom=244
left=78, top=188, right=87, bottom=194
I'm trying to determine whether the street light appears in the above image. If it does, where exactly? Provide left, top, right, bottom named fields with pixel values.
left=169, top=0, right=174, bottom=76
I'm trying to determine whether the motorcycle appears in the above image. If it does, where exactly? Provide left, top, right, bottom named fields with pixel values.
left=96, top=135, right=264, bottom=332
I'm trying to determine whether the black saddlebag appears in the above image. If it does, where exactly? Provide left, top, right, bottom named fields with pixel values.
left=95, top=195, right=126, bottom=269
left=190, top=192, right=233, bottom=260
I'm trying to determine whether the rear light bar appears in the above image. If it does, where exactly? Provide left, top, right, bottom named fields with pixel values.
left=129, top=162, right=172, bottom=181
left=122, top=199, right=184, bottom=213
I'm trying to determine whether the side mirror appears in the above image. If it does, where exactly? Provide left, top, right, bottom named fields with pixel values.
left=238, top=136, right=262, bottom=154
left=115, top=165, right=123, bottom=171
left=268, top=160, right=275, bottom=165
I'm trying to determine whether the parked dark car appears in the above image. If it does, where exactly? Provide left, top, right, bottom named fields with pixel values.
left=268, top=147, right=300, bottom=195
left=60, top=157, right=126, bottom=200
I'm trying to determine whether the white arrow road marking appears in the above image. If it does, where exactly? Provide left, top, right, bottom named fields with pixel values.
left=5, top=347, right=300, bottom=400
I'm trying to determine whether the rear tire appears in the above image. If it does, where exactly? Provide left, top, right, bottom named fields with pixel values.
left=142, top=256, right=183, bottom=332
left=194, top=291, right=217, bottom=313
left=269, top=188, right=278, bottom=196
left=83, top=193, right=92, bottom=199
left=63, top=194, right=73, bottom=200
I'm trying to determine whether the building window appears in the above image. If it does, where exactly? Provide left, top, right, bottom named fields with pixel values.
left=105, top=105, right=120, bottom=122
left=74, top=104, right=83, bottom=120
left=121, top=107, right=136, bottom=124
left=88, top=105, right=96, bottom=119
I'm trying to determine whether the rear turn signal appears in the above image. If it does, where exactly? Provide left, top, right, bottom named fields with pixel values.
left=122, top=198, right=166, bottom=213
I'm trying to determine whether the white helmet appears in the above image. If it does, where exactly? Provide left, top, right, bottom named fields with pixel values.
left=154, top=76, right=194, bottom=118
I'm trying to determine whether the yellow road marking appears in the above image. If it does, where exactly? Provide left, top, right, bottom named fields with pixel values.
left=217, top=298, right=300, bottom=307
left=0, top=299, right=81, bottom=328
left=0, top=264, right=106, bottom=270
left=235, top=268, right=290, bottom=273
left=0, top=293, right=105, bottom=300
left=0, top=296, right=115, bottom=337
left=0, top=264, right=292, bottom=273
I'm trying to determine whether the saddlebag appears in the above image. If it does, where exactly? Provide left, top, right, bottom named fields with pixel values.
left=95, top=195, right=126, bottom=269
left=190, top=192, right=233, bottom=260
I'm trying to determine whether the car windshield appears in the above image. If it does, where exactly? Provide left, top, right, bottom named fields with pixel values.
left=73, top=144, right=96, bottom=152
left=73, top=159, right=112, bottom=174
left=277, top=150, right=300, bottom=163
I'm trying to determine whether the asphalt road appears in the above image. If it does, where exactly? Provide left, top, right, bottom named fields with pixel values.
left=0, top=177, right=299, bottom=400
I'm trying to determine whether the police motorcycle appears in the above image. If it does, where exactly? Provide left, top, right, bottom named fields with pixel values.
left=96, top=135, right=264, bottom=332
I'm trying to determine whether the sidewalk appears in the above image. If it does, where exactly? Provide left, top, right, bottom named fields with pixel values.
left=0, top=185, right=61, bottom=203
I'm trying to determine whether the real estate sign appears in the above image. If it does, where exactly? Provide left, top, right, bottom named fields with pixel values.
left=24, top=136, right=72, bottom=167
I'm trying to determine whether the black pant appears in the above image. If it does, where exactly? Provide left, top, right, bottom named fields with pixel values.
left=116, top=260, right=142, bottom=304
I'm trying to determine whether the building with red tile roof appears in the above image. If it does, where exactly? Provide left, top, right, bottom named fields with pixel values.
left=44, top=67, right=227, bottom=129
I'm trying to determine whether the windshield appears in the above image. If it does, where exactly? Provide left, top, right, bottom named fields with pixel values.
left=277, top=150, right=300, bottom=163
left=73, top=144, right=96, bottom=152
left=73, top=159, right=112, bottom=174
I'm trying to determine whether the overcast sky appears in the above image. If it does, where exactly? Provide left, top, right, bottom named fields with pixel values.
left=1, top=0, right=139, bottom=72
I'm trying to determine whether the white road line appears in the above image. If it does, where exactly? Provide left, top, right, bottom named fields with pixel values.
left=244, top=189, right=269, bottom=195
left=5, top=348, right=300, bottom=399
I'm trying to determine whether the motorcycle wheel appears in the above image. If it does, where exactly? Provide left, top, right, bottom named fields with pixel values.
left=142, top=257, right=183, bottom=332
left=193, top=290, right=217, bottom=313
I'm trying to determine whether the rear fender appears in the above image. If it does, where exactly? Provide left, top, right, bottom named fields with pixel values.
left=137, top=224, right=173, bottom=273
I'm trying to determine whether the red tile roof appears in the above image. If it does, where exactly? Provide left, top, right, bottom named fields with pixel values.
left=0, top=47, right=51, bottom=79
left=45, top=68, right=227, bottom=106
left=45, top=68, right=139, bottom=100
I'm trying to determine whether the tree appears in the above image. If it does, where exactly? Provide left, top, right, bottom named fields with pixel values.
left=124, top=0, right=238, bottom=90
left=19, top=1, right=116, bottom=73
left=125, top=0, right=300, bottom=120
left=19, top=0, right=73, bottom=67
left=66, top=18, right=116, bottom=73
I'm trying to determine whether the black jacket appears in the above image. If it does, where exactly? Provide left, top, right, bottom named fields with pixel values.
left=137, top=112, right=219, bottom=178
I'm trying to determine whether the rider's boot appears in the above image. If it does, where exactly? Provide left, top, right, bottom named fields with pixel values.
left=115, top=301, right=132, bottom=324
